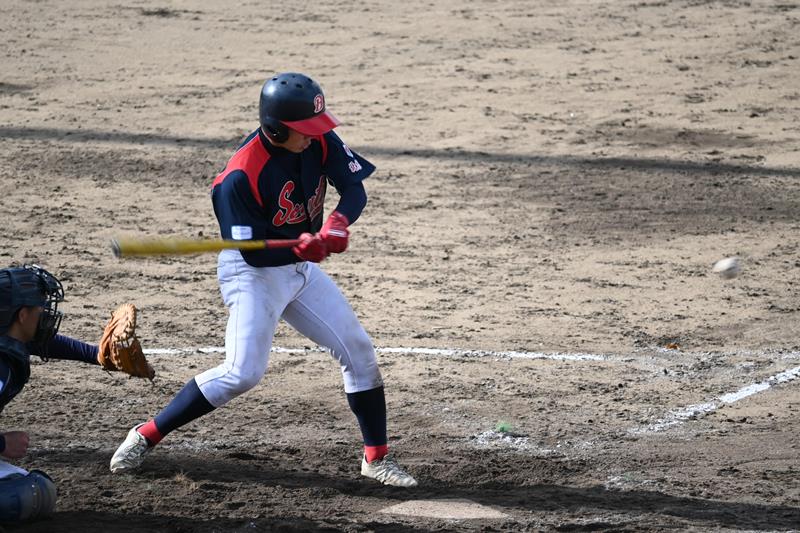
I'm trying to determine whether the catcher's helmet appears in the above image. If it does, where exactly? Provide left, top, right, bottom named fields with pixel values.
left=259, top=72, right=340, bottom=143
left=0, top=266, right=64, bottom=350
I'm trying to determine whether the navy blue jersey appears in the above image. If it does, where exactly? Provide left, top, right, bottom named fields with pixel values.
left=0, top=336, right=30, bottom=413
left=0, top=334, right=98, bottom=414
left=211, top=128, right=375, bottom=267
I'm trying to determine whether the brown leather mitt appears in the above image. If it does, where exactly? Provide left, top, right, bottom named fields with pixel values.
left=98, top=303, right=155, bottom=380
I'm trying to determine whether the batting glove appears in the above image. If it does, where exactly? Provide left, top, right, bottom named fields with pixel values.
left=320, top=211, right=350, bottom=254
left=293, top=232, right=329, bottom=263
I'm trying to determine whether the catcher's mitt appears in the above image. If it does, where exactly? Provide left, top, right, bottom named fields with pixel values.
left=98, top=303, right=155, bottom=380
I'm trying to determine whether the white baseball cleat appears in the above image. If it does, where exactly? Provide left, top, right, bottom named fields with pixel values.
left=110, top=424, right=151, bottom=473
left=361, top=455, right=418, bottom=487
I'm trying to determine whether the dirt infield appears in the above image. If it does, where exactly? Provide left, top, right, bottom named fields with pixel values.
left=1, top=0, right=799, bottom=531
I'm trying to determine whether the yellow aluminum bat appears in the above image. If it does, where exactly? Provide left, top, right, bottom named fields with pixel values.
left=111, top=237, right=302, bottom=258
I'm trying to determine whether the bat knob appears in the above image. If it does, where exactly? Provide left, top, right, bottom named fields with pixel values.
left=111, top=239, right=121, bottom=258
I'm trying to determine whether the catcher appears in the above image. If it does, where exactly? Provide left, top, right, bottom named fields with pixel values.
left=0, top=265, right=152, bottom=523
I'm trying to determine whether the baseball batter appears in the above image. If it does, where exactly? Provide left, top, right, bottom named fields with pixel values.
left=110, top=72, right=417, bottom=487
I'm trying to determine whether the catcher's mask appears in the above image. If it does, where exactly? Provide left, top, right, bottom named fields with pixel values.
left=259, top=72, right=340, bottom=143
left=0, top=265, right=64, bottom=353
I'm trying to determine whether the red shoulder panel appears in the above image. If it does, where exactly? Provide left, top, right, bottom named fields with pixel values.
left=211, top=135, right=270, bottom=208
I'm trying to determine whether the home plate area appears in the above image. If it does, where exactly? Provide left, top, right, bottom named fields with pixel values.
left=380, top=499, right=509, bottom=520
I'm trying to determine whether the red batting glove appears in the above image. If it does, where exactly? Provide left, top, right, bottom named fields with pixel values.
left=293, top=232, right=329, bottom=263
left=320, top=211, right=350, bottom=254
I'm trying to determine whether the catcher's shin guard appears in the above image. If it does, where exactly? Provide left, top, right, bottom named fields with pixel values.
left=0, top=470, right=57, bottom=522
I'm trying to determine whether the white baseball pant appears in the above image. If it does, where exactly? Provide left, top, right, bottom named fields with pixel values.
left=195, top=249, right=383, bottom=407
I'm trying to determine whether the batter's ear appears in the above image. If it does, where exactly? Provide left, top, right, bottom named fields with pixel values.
left=261, top=120, right=289, bottom=144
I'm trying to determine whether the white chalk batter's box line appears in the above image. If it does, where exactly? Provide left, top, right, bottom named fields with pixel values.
left=631, top=364, right=800, bottom=434
left=143, top=345, right=610, bottom=361
left=144, top=345, right=800, bottom=442
left=474, top=364, right=800, bottom=454
left=143, top=345, right=800, bottom=361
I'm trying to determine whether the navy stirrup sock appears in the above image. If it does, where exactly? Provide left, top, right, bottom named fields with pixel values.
left=150, top=378, right=216, bottom=439
left=347, top=386, right=388, bottom=461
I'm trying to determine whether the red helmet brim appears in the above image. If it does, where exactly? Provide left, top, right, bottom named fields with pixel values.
left=282, top=110, right=340, bottom=136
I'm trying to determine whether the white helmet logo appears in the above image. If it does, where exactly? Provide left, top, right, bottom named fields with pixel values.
left=313, top=94, right=324, bottom=113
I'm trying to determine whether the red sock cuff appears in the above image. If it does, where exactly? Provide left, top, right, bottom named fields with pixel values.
left=137, top=419, right=163, bottom=446
left=364, top=444, right=388, bottom=463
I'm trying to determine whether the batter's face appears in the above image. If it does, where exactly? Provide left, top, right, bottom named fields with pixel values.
left=269, top=128, right=313, bottom=153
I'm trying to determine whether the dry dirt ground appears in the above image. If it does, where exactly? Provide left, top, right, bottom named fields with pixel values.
left=1, top=0, right=800, bottom=531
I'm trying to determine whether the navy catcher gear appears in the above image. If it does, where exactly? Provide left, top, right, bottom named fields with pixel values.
left=0, top=266, right=64, bottom=355
left=259, top=72, right=340, bottom=142
left=0, top=470, right=57, bottom=522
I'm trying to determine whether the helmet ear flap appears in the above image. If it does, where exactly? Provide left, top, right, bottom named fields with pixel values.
left=261, top=117, right=289, bottom=143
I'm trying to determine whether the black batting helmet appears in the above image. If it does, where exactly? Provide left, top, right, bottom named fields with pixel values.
left=0, top=265, right=64, bottom=350
left=259, top=72, right=340, bottom=143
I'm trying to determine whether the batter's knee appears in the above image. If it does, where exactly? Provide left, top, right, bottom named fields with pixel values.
left=227, top=370, right=263, bottom=396
left=206, top=368, right=265, bottom=403
left=197, top=356, right=270, bottom=406
left=337, top=331, right=382, bottom=393
left=343, top=328, right=375, bottom=359
left=0, top=470, right=57, bottom=523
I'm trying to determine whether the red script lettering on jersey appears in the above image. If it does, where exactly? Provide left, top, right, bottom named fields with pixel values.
left=272, top=176, right=328, bottom=227
left=306, top=176, right=327, bottom=222
left=272, top=181, right=307, bottom=226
